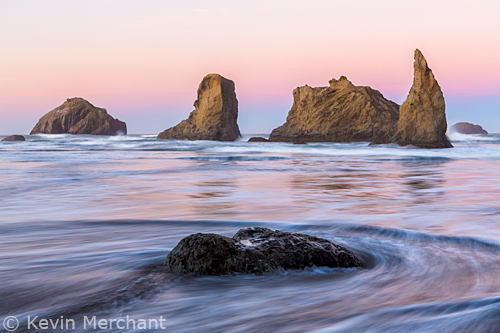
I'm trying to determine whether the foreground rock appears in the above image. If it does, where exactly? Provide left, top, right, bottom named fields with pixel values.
left=2, top=135, right=25, bottom=142
left=450, top=122, right=488, bottom=135
left=31, top=98, right=126, bottom=135
left=391, top=50, right=452, bottom=148
left=248, top=137, right=269, bottom=142
left=268, top=76, right=399, bottom=143
left=158, top=74, right=241, bottom=141
left=165, top=227, right=362, bottom=275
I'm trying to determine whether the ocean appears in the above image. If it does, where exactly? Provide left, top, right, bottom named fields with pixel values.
left=1, top=132, right=500, bottom=332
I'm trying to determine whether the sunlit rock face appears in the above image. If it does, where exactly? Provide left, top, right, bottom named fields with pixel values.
left=391, top=49, right=452, bottom=148
left=165, top=227, right=362, bottom=275
left=30, top=98, right=127, bottom=135
left=269, top=76, right=400, bottom=143
left=157, top=74, right=241, bottom=141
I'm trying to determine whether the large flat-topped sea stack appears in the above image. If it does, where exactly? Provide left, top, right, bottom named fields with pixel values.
left=391, top=50, right=452, bottom=148
left=268, top=76, right=399, bottom=143
left=158, top=74, right=241, bottom=141
left=450, top=122, right=488, bottom=135
left=30, top=98, right=127, bottom=135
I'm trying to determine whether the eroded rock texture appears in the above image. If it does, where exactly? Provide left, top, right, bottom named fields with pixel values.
left=391, top=49, right=452, bottom=148
left=269, top=76, right=399, bottom=143
left=157, top=74, right=241, bottom=141
left=30, top=98, right=126, bottom=135
left=165, top=227, right=362, bottom=275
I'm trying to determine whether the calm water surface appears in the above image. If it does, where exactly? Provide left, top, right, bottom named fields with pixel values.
left=1, top=133, right=500, bottom=332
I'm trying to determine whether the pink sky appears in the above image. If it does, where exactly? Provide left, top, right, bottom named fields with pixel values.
left=1, top=0, right=499, bottom=134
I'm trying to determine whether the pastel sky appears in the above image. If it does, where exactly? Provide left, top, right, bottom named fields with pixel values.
left=1, top=0, right=499, bottom=134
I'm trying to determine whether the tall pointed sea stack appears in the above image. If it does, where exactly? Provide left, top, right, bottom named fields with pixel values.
left=157, top=74, right=241, bottom=141
left=269, top=76, right=400, bottom=143
left=392, top=49, right=452, bottom=148
left=30, top=98, right=127, bottom=135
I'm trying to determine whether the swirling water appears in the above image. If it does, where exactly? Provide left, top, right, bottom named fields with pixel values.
left=1, top=132, right=500, bottom=332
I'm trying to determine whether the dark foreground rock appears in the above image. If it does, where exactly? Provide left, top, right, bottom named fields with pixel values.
left=248, top=137, right=269, bottom=142
left=2, top=135, right=25, bottom=142
left=268, top=76, right=399, bottom=143
left=30, top=98, right=126, bottom=135
left=157, top=74, right=241, bottom=141
left=450, top=122, right=488, bottom=135
left=391, top=49, right=452, bottom=148
left=165, top=227, right=362, bottom=275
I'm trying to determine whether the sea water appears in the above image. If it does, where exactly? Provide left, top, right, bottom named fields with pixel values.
left=1, top=133, right=500, bottom=332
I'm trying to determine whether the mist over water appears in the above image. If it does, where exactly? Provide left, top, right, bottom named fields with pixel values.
left=1, top=133, right=500, bottom=332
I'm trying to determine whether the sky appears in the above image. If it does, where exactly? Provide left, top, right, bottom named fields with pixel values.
left=1, top=0, right=499, bottom=134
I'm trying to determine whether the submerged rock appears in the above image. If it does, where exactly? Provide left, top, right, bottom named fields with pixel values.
left=248, top=137, right=269, bottom=142
left=165, top=227, right=362, bottom=275
left=30, top=98, right=126, bottom=135
left=391, top=49, right=452, bottom=148
left=2, top=135, right=25, bottom=142
left=268, top=76, right=399, bottom=143
left=157, top=74, right=241, bottom=141
left=450, top=122, right=488, bottom=135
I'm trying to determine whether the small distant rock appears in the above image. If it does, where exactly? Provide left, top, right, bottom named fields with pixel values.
left=391, top=49, right=452, bottom=148
left=450, top=122, right=488, bottom=135
left=165, top=227, right=362, bottom=275
left=30, top=98, right=126, bottom=135
left=248, top=137, right=269, bottom=142
left=2, top=135, right=25, bottom=142
left=157, top=74, right=241, bottom=141
left=268, top=76, right=400, bottom=143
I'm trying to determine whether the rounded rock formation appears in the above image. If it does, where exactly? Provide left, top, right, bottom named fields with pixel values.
left=248, top=137, right=269, bottom=142
left=2, top=135, right=25, bottom=142
left=391, top=49, right=452, bottom=148
left=30, top=98, right=127, bottom=135
left=268, top=76, right=400, bottom=143
left=157, top=74, right=241, bottom=141
left=450, top=122, right=488, bottom=135
left=165, top=227, right=362, bottom=275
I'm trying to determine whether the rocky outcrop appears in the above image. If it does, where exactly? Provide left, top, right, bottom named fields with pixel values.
left=165, top=227, right=362, bottom=275
left=158, top=74, right=241, bottom=141
left=248, top=137, right=269, bottom=142
left=391, top=50, right=452, bottom=148
left=450, top=122, right=488, bottom=135
left=2, top=135, right=25, bottom=142
left=268, top=76, right=399, bottom=143
left=30, top=98, right=126, bottom=135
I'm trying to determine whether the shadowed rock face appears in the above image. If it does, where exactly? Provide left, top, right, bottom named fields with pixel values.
left=157, top=74, right=241, bottom=141
left=450, top=122, right=488, bottom=135
left=248, top=137, right=269, bottom=142
left=165, top=227, right=362, bottom=275
left=391, top=50, right=452, bottom=148
left=30, top=98, right=127, bottom=135
left=268, top=76, right=399, bottom=143
left=2, top=135, right=25, bottom=142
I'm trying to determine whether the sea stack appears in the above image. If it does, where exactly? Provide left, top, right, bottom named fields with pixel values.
left=268, top=76, right=399, bottom=143
left=30, top=98, right=126, bottom=135
left=157, top=74, right=241, bottom=141
left=391, top=49, right=452, bottom=148
left=2, top=135, right=25, bottom=142
left=450, top=122, right=488, bottom=135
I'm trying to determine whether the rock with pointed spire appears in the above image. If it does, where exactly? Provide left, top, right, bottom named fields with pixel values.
left=30, top=98, right=126, bottom=135
left=391, top=49, right=452, bottom=148
left=157, top=74, right=241, bottom=141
